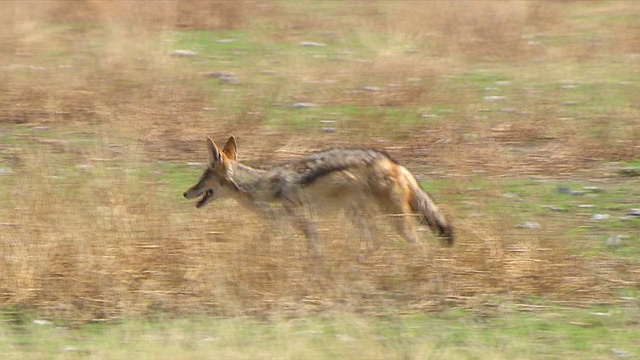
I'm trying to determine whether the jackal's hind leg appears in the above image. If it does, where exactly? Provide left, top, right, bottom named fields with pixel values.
left=376, top=197, right=420, bottom=245
left=345, top=205, right=380, bottom=253
left=283, top=202, right=320, bottom=256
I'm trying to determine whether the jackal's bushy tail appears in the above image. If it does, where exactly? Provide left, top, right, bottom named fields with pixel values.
left=407, top=175, right=454, bottom=246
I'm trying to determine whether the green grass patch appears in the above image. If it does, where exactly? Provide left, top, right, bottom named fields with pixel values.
left=621, top=158, right=640, bottom=168
left=464, top=177, right=640, bottom=260
left=265, top=105, right=434, bottom=135
left=171, top=28, right=346, bottom=71
left=157, top=162, right=203, bottom=193
left=1, top=307, right=638, bottom=359
left=458, top=70, right=512, bottom=91
left=265, top=104, right=360, bottom=129
left=172, top=29, right=252, bottom=57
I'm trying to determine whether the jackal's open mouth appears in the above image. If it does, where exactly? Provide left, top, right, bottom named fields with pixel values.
left=196, top=190, right=214, bottom=208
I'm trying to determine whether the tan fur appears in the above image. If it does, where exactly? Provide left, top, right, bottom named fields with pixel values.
left=184, top=136, right=454, bottom=255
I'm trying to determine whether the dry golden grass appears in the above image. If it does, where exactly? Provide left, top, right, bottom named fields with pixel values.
left=0, top=143, right=619, bottom=321
left=1, top=1, right=639, bottom=322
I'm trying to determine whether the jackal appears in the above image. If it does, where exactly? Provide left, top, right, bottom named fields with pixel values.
left=183, top=136, right=454, bottom=254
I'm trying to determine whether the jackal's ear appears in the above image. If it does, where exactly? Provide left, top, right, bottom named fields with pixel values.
left=222, top=136, right=237, bottom=161
left=206, top=137, right=223, bottom=165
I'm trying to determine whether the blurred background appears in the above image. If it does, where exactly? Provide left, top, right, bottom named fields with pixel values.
left=0, top=0, right=639, bottom=356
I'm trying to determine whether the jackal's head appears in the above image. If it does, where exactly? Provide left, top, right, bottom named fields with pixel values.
left=183, top=136, right=239, bottom=208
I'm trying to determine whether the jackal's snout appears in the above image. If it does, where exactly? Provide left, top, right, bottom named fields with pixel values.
left=183, top=187, right=201, bottom=199
left=183, top=185, right=215, bottom=208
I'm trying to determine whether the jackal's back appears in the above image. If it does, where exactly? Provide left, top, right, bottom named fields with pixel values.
left=274, top=148, right=395, bottom=186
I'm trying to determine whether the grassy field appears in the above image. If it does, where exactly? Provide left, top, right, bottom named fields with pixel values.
left=1, top=1, right=639, bottom=358
left=2, top=306, right=639, bottom=359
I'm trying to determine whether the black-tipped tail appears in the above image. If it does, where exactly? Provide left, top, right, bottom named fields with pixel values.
left=410, top=184, right=454, bottom=246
